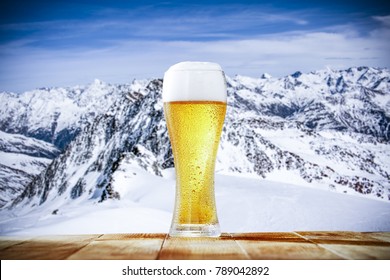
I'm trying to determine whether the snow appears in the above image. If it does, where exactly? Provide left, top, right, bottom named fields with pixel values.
left=0, top=151, right=51, bottom=175
left=0, top=131, right=57, bottom=175
left=234, top=75, right=264, bottom=90
left=0, top=131, right=59, bottom=154
left=1, top=171, right=389, bottom=236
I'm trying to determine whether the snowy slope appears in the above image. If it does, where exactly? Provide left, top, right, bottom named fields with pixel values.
left=0, top=131, right=59, bottom=208
left=0, top=171, right=389, bottom=235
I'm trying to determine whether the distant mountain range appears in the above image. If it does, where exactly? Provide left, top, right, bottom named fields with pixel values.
left=0, top=66, right=389, bottom=211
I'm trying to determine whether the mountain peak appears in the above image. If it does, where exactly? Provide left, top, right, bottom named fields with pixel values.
left=261, top=73, right=272, bottom=79
left=93, top=78, right=103, bottom=85
left=291, top=71, right=302, bottom=78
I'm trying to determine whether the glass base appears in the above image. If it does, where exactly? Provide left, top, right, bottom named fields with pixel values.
left=169, top=223, right=221, bottom=237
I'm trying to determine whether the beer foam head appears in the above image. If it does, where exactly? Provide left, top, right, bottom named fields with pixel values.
left=163, top=61, right=227, bottom=102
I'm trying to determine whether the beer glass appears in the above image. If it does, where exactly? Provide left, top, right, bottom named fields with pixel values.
left=163, top=61, right=227, bottom=237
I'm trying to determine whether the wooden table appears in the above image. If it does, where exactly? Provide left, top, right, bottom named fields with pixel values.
left=1, top=231, right=390, bottom=260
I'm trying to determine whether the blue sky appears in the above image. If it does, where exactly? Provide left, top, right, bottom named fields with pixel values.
left=0, top=0, right=389, bottom=92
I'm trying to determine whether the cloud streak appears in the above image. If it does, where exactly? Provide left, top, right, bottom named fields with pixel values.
left=0, top=3, right=389, bottom=92
left=2, top=26, right=388, bottom=92
left=0, top=5, right=315, bottom=47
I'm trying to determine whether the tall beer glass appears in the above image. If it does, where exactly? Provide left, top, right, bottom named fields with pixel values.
left=163, top=61, right=227, bottom=237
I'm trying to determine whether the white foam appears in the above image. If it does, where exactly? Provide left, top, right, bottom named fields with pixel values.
left=162, top=61, right=227, bottom=102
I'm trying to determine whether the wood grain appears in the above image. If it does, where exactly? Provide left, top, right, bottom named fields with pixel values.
left=1, top=232, right=389, bottom=260
left=0, top=234, right=100, bottom=260
left=233, top=232, right=342, bottom=259
left=68, top=233, right=166, bottom=260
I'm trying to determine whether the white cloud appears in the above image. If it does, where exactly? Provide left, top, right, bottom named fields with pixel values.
left=373, top=15, right=390, bottom=27
left=1, top=26, right=388, bottom=93
left=1, top=9, right=389, bottom=92
left=0, top=5, right=312, bottom=44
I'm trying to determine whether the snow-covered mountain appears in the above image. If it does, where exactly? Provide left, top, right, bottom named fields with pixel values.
left=230, top=67, right=390, bottom=140
left=222, top=66, right=390, bottom=198
left=0, top=79, right=151, bottom=208
left=0, top=79, right=150, bottom=149
left=1, top=66, right=390, bottom=216
left=9, top=80, right=169, bottom=210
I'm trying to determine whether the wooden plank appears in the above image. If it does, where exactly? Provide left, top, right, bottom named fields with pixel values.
left=1, top=232, right=390, bottom=260
left=295, top=231, right=390, bottom=260
left=365, top=232, right=390, bottom=243
left=0, top=236, right=33, bottom=251
left=232, top=232, right=308, bottom=242
left=158, top=233, right=249, bottom=260
left=295, top=231, right=386, bottom=245
left=0, top=235, right=100, bottom=260
left=68, top=233, right=165, bottom=260
left=318, top=244, right=390, bottom=260
left=234, top=232, right=342, bottom=260
left=96, top=233, right=167, bottom=241
left=31, top=234, right=101, bottom=242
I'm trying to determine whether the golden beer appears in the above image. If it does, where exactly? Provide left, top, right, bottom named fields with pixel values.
left=164, top=101, right=226, bottom=226
left=163, top=61, right=227, bottom=237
